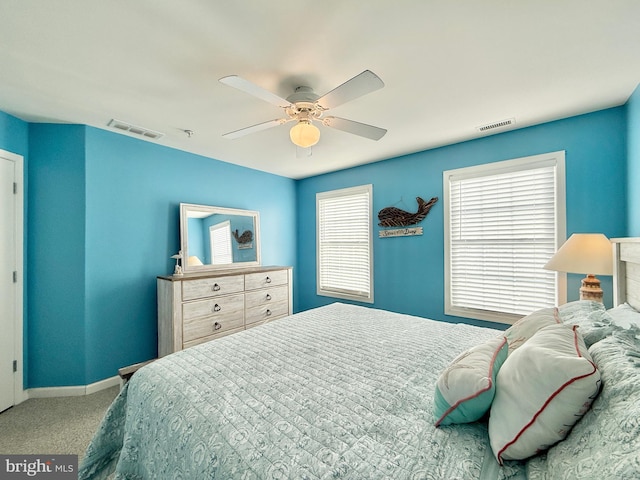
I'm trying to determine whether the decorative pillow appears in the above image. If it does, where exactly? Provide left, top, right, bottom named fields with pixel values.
left=434, top=336, right=508, bottom=427
left=488, top=324, right=601, bottom=464
left=503, top=307, right=560, bottom=354
left=607, top=302, right=640, bottom=329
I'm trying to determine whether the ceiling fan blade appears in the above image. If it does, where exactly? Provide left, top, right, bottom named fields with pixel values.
left=222, top=118, right=289, bottom=139
left=219, top=75, right=291, bottom=108
left=323, top=116, right=387, bottom=141
left=316, top=70, right=384, bottom=109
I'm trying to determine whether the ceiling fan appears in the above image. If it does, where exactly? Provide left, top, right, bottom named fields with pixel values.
left=219, top=70, right=387, bottom=149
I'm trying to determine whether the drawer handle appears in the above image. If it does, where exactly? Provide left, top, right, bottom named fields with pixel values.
left=266, top=293, right=272, bottom=301
left=265, top=276, right=271, bottom=284
left=212, top=304, right=221, bottom=312
left=212, top=283, right=221, bottom=292
left=266, top=309, right=272, bottom=317
left=213, top=322, right=222, bottom=331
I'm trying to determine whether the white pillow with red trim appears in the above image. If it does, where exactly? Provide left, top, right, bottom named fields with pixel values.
left=488, top=323, right=601, bottom=464
left=503, top=307, right=561, bottom=355
left=434, top=336, right=508, bottom=426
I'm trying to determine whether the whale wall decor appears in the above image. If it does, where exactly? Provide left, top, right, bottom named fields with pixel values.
left=233, top=229, right=254, bottom=244
left=378, top=196, right=438, bottom=227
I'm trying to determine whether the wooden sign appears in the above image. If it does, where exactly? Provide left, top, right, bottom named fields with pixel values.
left=379, top=227, right=423, bottom=238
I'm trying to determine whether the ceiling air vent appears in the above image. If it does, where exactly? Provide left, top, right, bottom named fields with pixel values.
left=476, top=118, right=515, bottom=133
left=108, top=119, right=164, bottom=140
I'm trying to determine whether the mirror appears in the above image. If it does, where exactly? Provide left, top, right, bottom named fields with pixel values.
left=179, top=203, right=261, bottom=273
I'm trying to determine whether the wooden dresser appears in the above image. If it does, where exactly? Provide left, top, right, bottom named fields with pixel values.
left=157, top=266, right=292, bottom=357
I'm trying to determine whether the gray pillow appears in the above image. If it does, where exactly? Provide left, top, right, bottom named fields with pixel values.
left=607, top=302, right=640, bottom=329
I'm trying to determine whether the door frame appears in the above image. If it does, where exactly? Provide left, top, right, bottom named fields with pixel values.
left=1, top=148, right=26, bottom=406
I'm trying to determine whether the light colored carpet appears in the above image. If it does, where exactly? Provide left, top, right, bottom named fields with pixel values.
left=0, top=386, right=119, bottom=462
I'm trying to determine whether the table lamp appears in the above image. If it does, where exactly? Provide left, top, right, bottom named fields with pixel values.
left=543, top=233, right=613, bottom=302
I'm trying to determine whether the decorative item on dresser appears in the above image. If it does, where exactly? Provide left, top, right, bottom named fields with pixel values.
left=157, top=266, right=292, bottom=356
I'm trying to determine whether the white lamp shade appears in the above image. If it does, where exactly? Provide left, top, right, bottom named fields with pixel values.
left=544, top=233, right=613, bottom=275
left=289, top=121, right=320, bottom=148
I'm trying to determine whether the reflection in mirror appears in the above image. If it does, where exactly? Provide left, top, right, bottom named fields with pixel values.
left=180, top=203, right=261, bottom=272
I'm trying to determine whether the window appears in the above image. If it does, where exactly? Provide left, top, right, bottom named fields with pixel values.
left=210, top=221, right=232, bottom=265
left=317, top=184, right=373, bottom=303
left=444, top=151, right=566, bottom=324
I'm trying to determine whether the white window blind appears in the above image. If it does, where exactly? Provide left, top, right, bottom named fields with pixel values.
left=210, top=221, right=232, bottom=265
left=444, top=152, right=565, bottom=323
left=317, top=184, right=373, bottom=303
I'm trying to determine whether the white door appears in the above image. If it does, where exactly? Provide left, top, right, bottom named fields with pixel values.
left=0, top=153, right=18, bottom=412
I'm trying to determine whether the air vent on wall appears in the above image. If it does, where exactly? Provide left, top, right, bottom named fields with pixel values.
left=476, top=118, right=515, bottom=132
left=107, top=119, right=164, bottom=140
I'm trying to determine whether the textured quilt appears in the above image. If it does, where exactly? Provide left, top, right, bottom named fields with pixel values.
left=80, top=303, right=525, bottom=480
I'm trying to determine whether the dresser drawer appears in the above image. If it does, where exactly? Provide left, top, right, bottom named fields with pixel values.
left=245, top=285, right=289, bottom=309
left=182, top=293, right=245, bottom=343
left=183, top=326, right=244, bottom=349
left=245, top=269, right=288, bottom=291
left=246, top=300, right=289, bottom=326
left=182, top=275, right=245, bottom=301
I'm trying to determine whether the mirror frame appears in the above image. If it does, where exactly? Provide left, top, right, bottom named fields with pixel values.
left=179, top=203, right=261, bottom=273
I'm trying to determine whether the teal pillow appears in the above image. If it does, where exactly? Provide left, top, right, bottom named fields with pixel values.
left=434, top=336, right=508, bottom=426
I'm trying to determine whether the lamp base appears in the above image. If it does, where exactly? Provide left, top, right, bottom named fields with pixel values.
left=579, top=273, right=603, bottom=303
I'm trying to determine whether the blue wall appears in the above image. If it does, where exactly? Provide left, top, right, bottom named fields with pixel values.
left=628, top=84, right=640, bottom=236
left=0, top=112, right=29, bottom=155
left=81, top=128, right=296, bottom=384
left=0, top=95, right=636, bottom=388
left=28, top=124, right=87, bottom=386
left=13, top=123, right=297, bottom=387
left=296, top=107, right=628, bottom=326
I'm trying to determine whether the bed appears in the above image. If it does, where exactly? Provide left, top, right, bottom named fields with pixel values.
left=80, top=238, right=640, bottom=480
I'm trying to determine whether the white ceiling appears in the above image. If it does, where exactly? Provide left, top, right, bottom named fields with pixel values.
left=1, top=1, right=639, bottom=179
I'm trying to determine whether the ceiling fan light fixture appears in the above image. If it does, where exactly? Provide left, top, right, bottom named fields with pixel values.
left=289, top=120, right=320, bottom=148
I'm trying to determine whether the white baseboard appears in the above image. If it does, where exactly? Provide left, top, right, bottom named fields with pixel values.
left=27, top=375, right=120, bottom=399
